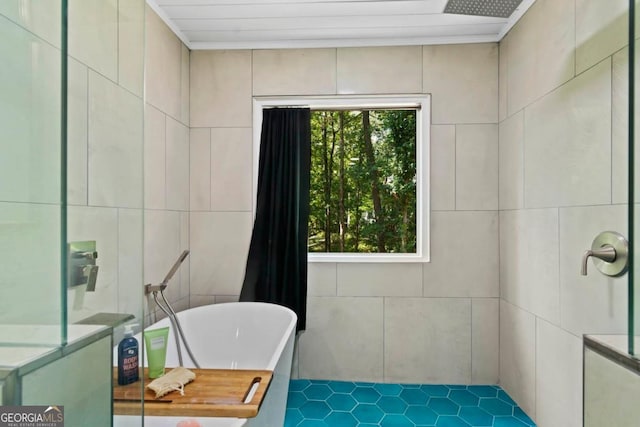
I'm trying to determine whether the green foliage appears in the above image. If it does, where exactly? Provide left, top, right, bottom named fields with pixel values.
left=308, top=109, right=417, bottom=253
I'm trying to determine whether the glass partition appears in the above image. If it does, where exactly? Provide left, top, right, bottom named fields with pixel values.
left=0, top=0, right=145, bottom=423
left=0, top=1, right=65, bottom=345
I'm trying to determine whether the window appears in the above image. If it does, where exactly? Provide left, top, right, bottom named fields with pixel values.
left=253, top=96, right=430, bottom=262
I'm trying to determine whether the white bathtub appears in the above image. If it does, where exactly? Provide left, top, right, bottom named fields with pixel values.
left=114, top=302, right=297, bottom=427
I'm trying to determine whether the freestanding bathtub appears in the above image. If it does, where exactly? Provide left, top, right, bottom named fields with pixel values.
left=114, top=302, right=297, bottom=427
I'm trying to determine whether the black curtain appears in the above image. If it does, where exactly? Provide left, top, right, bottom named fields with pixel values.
left=240, top=108, right=311, bottom=332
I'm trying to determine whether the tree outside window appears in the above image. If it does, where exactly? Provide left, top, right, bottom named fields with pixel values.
left=308, top=109, right=417, bottom=254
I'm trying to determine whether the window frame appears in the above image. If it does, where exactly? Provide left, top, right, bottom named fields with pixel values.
left=252, top=95, right=430, bottom=263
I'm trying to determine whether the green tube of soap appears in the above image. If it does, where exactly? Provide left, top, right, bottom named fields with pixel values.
left=144, top=327, right=170, bottom=378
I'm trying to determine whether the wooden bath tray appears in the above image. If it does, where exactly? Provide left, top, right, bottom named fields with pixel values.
left=113, top=368, right=273, bottom=418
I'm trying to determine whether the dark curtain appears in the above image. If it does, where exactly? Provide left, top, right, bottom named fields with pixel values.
left=240, top=108, right=311, bottom=332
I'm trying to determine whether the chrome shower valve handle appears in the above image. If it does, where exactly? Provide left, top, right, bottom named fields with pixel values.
left=580, top=231, right=629, bottom=278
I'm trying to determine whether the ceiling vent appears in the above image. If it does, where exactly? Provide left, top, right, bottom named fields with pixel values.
left=443, top=0, right=524, bottom=18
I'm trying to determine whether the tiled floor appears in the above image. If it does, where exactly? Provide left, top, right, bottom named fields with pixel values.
left=285, top=380, right=536, bottom=427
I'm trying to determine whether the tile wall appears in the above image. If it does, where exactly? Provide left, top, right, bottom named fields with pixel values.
left=189, top=44, right=501, bottom=384
left=65, top=0, right=145, bottom=324
left=65, top=2, right=190, bottom=325
left=498, top=0, right=630, bottom=425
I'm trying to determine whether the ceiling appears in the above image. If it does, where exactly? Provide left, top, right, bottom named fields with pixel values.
left=147, top=0, right=536, bottom=50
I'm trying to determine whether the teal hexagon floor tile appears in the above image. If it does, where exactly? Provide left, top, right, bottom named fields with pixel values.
left=381, top=414, right=414, bottom=427
left=448, top=389, right=480, bottom=407
left=513, top=407, right=536, bottom=426
left=479, top=398, right=513, bottom=416
left=458, top=406, right=493, bottom=426
left=327, top=393, right=357, bottom=411
left=420, top=385, right=450, bottom=397
left=405, top=405, right=438, bottom=425
left=352, top=403, right=385, bottom=423
left=467, top=385, right=499, bottom=398
left=287, top=391, right=307, bottom=409
left=498, top=390, right=517, bottom=405
left=304, top=384, right=333, bottom=400
left=298, top=420, right=329, bottom=427
left=352, top=386, right=381, bottom=404
left=299, top=400, right=331, bottom=419
left=285, top=380, right=535, bottom=427
left=493, top=416, right=530, bottom=427
left=400, top=388, right=429, bottom=405
left=374, top=383, right=403, bottom=396
left=429, top=397, right=460, bottom=415
left=376, top=396, right=408, bottom=414
left=290, top=379, right=311, bottom=391
left=328, top=381, right=356, bottom=394
left=435, top=416, right=472, bottom=426
left=325, top=411, right=358, bottom=427
left=284, top=408, right=303, bottom=427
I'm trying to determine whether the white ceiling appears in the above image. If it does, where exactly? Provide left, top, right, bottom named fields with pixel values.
left=147, top=0, right=536, bottom=50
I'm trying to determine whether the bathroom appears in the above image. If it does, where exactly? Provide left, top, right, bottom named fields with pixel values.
left=0, top=0, right=637, bottom=426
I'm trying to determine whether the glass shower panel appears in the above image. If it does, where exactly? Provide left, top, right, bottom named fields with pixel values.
left=66, top=0, right=146, bottom=423
left=633, top=0, right=640, bottom=356
left=0, top=1, right=65, bottom=345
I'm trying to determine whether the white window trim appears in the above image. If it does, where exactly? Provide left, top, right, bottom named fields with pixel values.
left=252, top=95, right=431, bottom=263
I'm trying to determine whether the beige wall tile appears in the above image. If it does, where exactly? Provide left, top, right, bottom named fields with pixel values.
left=536, top=320, right=583, bottom=427
left=190, top=50, right=252, bottom=127
left=423, top=43, right=498, bottom=124
left=253, top=49, right=337, bottom=96
left=455, top=124, right=498, bottom=210
left=67, top=206, right=119, bottom=320
left=179, top=212, right=190, bottom=299
left=500, top=209, right=560, bottom=324
left=424, top=211, right=499, bottom=298
left=0, top=0, right=60, bottom=47
left=430, top=125, right=455, bottom=211
left=88, top=71, right=143, bottom=208
left=500, top=301, right=536, bottom=417
left=499, top=36, right=508, bottom=122
left=189, top=212, right=253, bottom=296
left=559, top=205, right=628, bottom=337
left=181, top=44, right=191, bottom=125
left=472, top=298, right=499, bottom=384
left=337, top=46, right=422, bottom=94
left=190, top=128, right=211, bottom=211
left=144, top=105, right=166, bottom=210
left=299, top=297, right=384, bottom=381
left=337, top=263, right=422, bottom=297
left=585, top=348, right=640, bottom=426
left=190, top=295, right=216, bottom=308
left=69, top=0, right=118, bottom=81
left=0, top=203, right=60, bottom=324
left=144, top=210, right=183, bottom=303
left=612, top=47, right=628, bottom=205
left=0, top=20, right=60, bottom=204
left=118, top=0, right=145, bottom=97
left=524, top=59, right=611, bottom=208
left=211, top=128, right=253, bottom=212
left=166, top=117, right=190, bottom=211
left=308, top=263, right=337, bottom=296
left=385, top=297, right=471, bottom=383
left=611, top=47, right=639, bottom=205
left=498, top=111, right=524, bottom=210
left=68, top=58, right=88, bottom=206
left=215, top=295, right=239, bottom=304
left=117, top=208, right=144, bottom=319
left=576, top=0, right=628, bottom=74
left=506, top=0, right=575, bottom=115
left=145, top=6, right=182, bottom=120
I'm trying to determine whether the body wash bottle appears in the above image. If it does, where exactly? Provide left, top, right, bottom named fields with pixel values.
left=118, top=325, right=139, bottom=385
